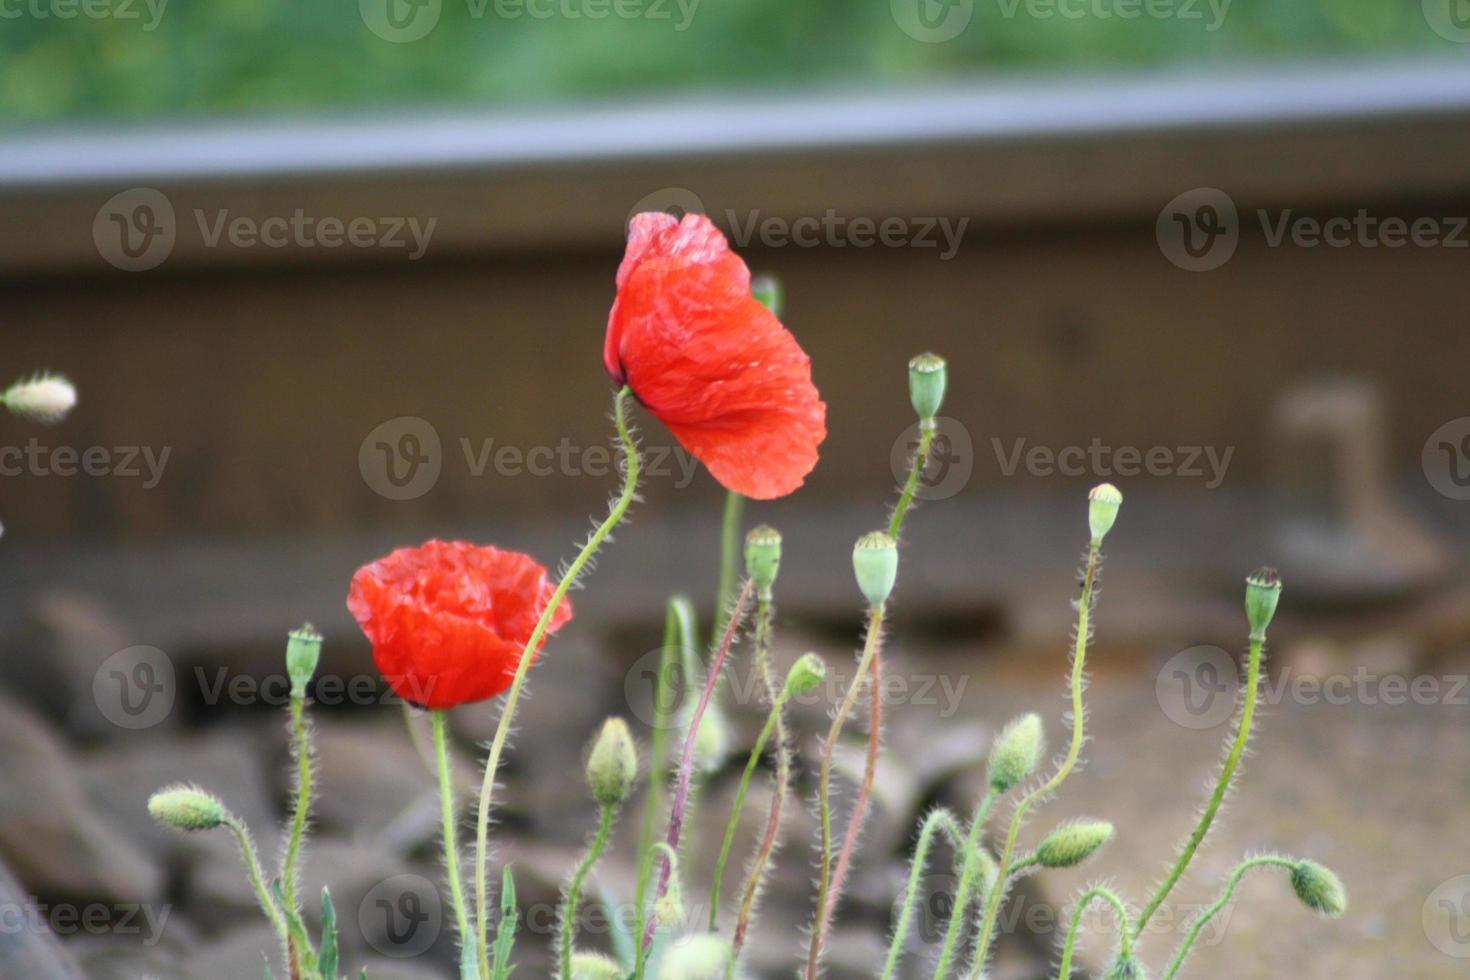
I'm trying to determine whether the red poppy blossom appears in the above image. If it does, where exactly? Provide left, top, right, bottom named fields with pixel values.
left=347, top=540, right=571, bottom=710
left=605, top=212, right=827, bottom=500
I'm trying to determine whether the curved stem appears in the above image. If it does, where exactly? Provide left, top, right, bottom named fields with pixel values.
left=1162, top=856, right=1294, bottom=979
left=966, top=541, right=1102, bottom=978
left=1057, top=887, right=1133, bottom=980
left=929, top=790, right=998, bottom=978
left=1134, top=635, right=1266, bottom=938
left=560, top=803, right=617, bottom=978
left=880, top=807, right=964, bottom=980
left=805, top=603, right=886, bottom=980
left=711, top=490, right=746, bottom=647
left=434, top=710, right=475, bottom=968
left=226, top=817, right=289, bottom=941
left=890, top=422, right=935, bottom=539
left=281, top=695, right=313, bottom=923
left=475, top=386, right=641, bottom=975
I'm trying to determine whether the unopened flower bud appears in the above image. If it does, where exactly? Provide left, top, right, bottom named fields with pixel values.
left=1087, top=483, right=1122, bottom=543
left=1105, top=955, right=1148, bottom=980
left=751, top=274, right=783, bottom=317
left=694, top=705, right=729, bottom=774
left=853, top=531, right=898, bottom=607
left=908, top=352, right=947, bottom=423
left=3, top=373, right=76, bottom=424
left=1245, top=567, right=1282, bottom=640
left=1035, top=820, right=1114, bottom=868
left=148, top=785, right=227, bottom=832
left=1290, top=860, right=1346, bottom=917
left=988, top=713, right=1043, bottom=794
left=570, top=951, right=624, bottom=980
left=658, top=934, right=733, bottom=980
left=784, top=652, right=826, bottom=698
left=285, top=623, right=323, bottom=699
left=744, top=525, right=782, bottom=600
left=586, top=717, right=638, bottom=806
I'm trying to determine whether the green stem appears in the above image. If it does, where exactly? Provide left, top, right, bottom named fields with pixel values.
left=1134, top=634, right=1266, bottom=938
left=966, top=540, right=1102, bottom=978
left=1057, top=887, right=1133, bottom=980
left=226, top=818, right=289, bottom=941
left=929, top=790, right=998, bottom=978
left=711, top=490, right=746, bottom=647
left=637, top=597, right=696, bottom=921
left=434, top=710, right=476, bottom=970
left=281, top=695, right=312, bottom=923
left=474, top=386, right=641, bottom=976
left=880, top=808, right=964, bottom=980
left=889, top=422, right=935, bottom=539
left=560, top=803, right=617, bottom=978
left=1162, top=856, right=1294, bottom=979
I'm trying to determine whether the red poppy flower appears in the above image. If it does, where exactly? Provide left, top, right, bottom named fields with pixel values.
left=604, top=212, right=827, bottom=500
left=347, top=540, right=571, bottom=710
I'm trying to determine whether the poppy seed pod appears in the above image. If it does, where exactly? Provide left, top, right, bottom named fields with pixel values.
left=853, top=531, right=899, bottom=607
left=1087, top=483, right=1123, bottom=543
left=586, top=717, right=638, bottom=806
left=1245, top=567, right=1283, bottom=640
left=1035, top=820, right=1114, bottom=868
left=745, top=525, right=782, bottom=600
left=1291, top=860, right=1347, bottom=917
left=285, top=623, right=323, bottom=699
left=569, top=951, right=624, bottom=980
left=148, top=785, right=227, bottom=832
left=658, top=934, right=733, bottom=980
left=784, top=652, right=827, bottom=698
left=3, top=373, right=76, bottom=424
left=988, top=713, right=1044, bottom=794
left=908, top=352, right=947, bottom=423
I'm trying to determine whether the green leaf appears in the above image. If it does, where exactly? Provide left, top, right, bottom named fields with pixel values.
left=319, top=887, right=339, bottom=980
left=490, top=865, right=519, bottom=980
left=459, top=937, right=482, bottom=980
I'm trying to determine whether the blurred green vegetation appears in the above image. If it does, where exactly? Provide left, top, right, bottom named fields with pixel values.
left=0, top=0, right=1449, bottom=124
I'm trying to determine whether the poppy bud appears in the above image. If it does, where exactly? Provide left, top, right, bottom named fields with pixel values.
left=1105, top=955, right=1148, bottom=980
left=1245, top=567, right=1282, bottom=641
left=751, top=274, right=783, bottom=317
left=285, top=623, right=323, bottom=699
left=2, top=373, right=76, bottom=424
left=694, top=704, right=730, bottom=774
left=1290, top=860, right=1347, bottom=917
left=586, top=717, right=638, bottom=806
left=784, top=652, right=826, bottom=698
left=853, top=531, right=899, bottom=607
left=908, top=352, right=947, bottom=423
left=1035, top=820, right=1114, bottom=868
left=569, top=951, right=624, bottom=980
left=1087, top=483, right=1123, bottom=543
left=655, top=853, right=685, bottom=928
left=148, top=784, right=227, bottom=832
left=658, top=934, right=733, bottom=980
left=744, top=525, right=782, bottom=600
left=987, top=713, right=1043, bottom=794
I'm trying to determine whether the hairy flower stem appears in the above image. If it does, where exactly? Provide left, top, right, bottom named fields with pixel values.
left=711, top=599, right=789, bottom=941
left=225, top=817, right=290, bottom=949
left=805, top=603, right=886, bottom=980
left=637, top=597, right=697, bottom=917
left=434, top=710, right=476, bottom=972
left=280, top=694, right=313, bottom=927
left=474, top=386, right=641, bottom=975
left=889, top=421, right=934, bottom=538
left=1161, top=856, right=1293, bottom=978
left=639, top=579, right=755, bottom=970
left=880, top=808, right=964, bottom=980
left=929, top=790, right=998, bottom=978
left=966, top=541, right=1102, bottom=978
left=560, top=803, right=616, bottom=979
left=1133, top=634, right=1266, bottom=938
left=1057, top=886, right=1133, bottom=980
left=711, top=490, right=746, bottom=646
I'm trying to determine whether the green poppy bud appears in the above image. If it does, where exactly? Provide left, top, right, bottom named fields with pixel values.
left=987, top=713, right=1043, bottom=794
left=1035, top=820, right=1114, bottom=868
left=1245, top=567, right=1283, bottom=641
left=908, top=352, right=947, bottom=423
left=658, top=934, right=733, bottom=980
left=1105, top=955, right=1148, bottom=980
left=784, top=652, right=826, bottom=698
left=752, top=274, right=783, bottom=318
left=744, top=525, right=782, bottom=600
left=569, top=951, right=624, bottom=980
left=1290, top=860, right=1347, bottom=917
left=148, top=784, right=227, bottom=832
left=853, top=531, right=899, bottom=607
left=585, top=717, right=638, bottom=806
left=285, top=623, right=323, bottom=699
left=1087, top=483, right=1123, bottom=543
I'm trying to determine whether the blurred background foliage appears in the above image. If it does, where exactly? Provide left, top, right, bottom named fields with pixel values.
left=0, top=0, right=1449, bottom=125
